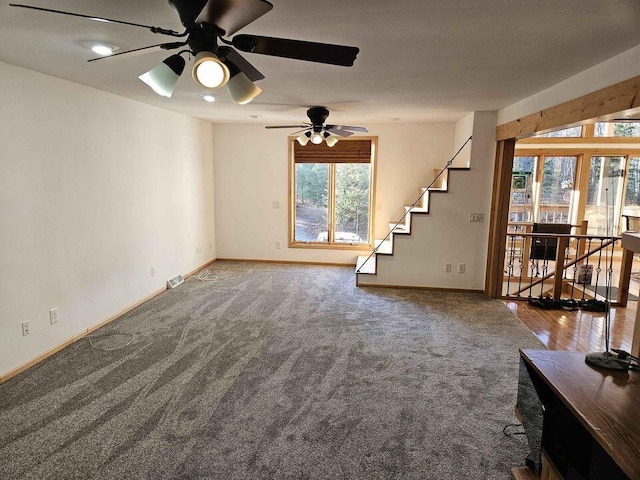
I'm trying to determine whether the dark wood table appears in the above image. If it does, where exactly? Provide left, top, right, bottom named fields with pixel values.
left=519, top=349, right=640, bottom=480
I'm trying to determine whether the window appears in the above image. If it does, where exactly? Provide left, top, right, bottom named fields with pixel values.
left=534, top=126, right=583, bottom=138
left=584, top=156, right=625, bottom=235
left=290, top=138, right=376, bottom=247
left=508, top=156, right=537, bottom=223
left=624, top=157, right=640, bottom=208
left=538, top=156, right=577, bottom=224
left=594, top=122, right=640, bottom=138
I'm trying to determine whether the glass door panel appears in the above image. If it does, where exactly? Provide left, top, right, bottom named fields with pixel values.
left=509, top=156, right=537, bottom=223
left=623, top=157, right=640, bottom=231
left=538, top=156, right=577, bottom=224
left=584, top=156, right=625, bottom=235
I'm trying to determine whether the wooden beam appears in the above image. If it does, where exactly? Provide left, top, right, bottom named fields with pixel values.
left=485, top=139, right=515, bottom=297
left=497, top=75, right=640, bottom=141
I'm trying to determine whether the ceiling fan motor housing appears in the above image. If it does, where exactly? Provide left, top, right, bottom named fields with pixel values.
left=307, top=106, right=330, bottom=127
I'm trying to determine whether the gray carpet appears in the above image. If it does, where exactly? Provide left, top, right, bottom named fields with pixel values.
left=0, top=261, right=543, bottom=479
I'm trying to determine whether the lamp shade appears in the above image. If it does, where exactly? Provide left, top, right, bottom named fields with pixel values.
left=324, top=132, right=339, bottom=147
left=138, top=54, right=185, bottom=98
left=310, top=132, right=323, bottom=145
left=227, top=72, right=262, bottom=105
left=192, top=51, right=230, bottom=89
left=296, top=131, right=311, bottom=146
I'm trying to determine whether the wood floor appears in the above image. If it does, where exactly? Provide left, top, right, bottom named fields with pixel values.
left=505, top=299, right=637, bottom=353
left=506, top=254, right=640, bottom=353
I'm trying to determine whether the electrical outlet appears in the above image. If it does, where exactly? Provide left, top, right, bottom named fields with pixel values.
left=275, top=241, right=281, bottom=249
left=196, top=246, right=202, bottom=254
left=457, top=263, right=466, bottom=274
left=151, top=266, right=156, bottom=277
left=272, top=201, right=280, bottom=209
left=22, top=321, right=30, bottom=336
left=469, top=213, right=484, bottom=223
left=49, top=308, right=58, bottom=325
left=444, top=263, right=452, bottom=273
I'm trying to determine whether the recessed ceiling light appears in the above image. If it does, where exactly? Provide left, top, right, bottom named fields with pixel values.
left=86, top=42, right=119, bottom=56
left=203, top=94, right=216, bottom=103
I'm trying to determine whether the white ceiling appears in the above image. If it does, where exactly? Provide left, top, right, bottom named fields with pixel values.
left=1, top=0, right=640, bottom=126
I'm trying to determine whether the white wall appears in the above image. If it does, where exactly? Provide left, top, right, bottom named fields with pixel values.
left=452, top=113, right=474, bottom=167
left=498, top=44, right=640, bottom=125
left=358, top=112, right=498, bottom=290
left=213, top=123, right=455, bottom=264
left=0, top=62, right=215, bottom=376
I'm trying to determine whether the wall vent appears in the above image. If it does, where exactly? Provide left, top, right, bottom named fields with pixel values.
left=166, top=275, right=185, bottom=289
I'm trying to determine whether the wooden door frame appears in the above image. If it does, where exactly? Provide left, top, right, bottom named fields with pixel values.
left=485, top=75, right=640, bottom=297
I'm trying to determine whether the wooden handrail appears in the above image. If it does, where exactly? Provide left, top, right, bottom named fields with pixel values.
left=514, top=233, right=621, bottom=240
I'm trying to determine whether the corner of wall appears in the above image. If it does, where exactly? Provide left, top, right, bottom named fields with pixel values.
left=453, top=113, right=475, bottom=167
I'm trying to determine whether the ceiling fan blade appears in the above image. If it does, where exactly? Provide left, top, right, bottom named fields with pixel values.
left=196, top=0, right=273, bottom=37
left=331, top=125, right=368, bottom=133
left=326, top=127, right=355, bottom=137
left=232, top=35, right=360, bottom=67
left=218, top=46, right=264, bottom=82
left=167, top=0, right=207, bottom=26
left=9, top=4, right=183, bottom=36
left=87, top=42, right=186, bottom=62
left=265, top=125, right=309, bottom=129
left=290, top=128, right=312, bottom=136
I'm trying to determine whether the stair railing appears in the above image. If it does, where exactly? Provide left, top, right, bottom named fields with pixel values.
left=356, top=135, right=473, bottom=274
left=503, top=231, right=633, bottom=306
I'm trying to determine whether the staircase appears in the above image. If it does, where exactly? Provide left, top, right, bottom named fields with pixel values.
left=356, top=166, right=470, bottom=282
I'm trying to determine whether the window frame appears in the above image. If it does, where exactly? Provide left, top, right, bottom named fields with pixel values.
left=288, top=136, right=377, bottom=250
left=514, top=147, right=640, bottom=234
left=518, top=122, right=640, bottom=145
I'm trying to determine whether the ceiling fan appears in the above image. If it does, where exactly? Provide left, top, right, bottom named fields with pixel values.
left=10, top=0, right=360, bottom=104
left=266, top=106, right=367, bottom=147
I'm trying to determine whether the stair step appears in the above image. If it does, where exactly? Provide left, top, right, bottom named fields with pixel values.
left=405, top=205, right=429, bottom=213
left=374, top=239, right=393, bottom=254
left=389, top=223, right=410, bottom=233
left=356, top=255, right=376, bottom=274
left=356, top=167, right=467, bottom=284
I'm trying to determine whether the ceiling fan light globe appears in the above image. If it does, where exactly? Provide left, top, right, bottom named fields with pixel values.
left=325, top=134, right=339, bottom=147
left=138, top=55, right=185, bottom=98
left=296, top=134, right=310, bottom=146
left=310, top=132, right=323, bottom=145
left=227, top=72, right=262, bottom=105
left=192, top=52, right=230, bottom=89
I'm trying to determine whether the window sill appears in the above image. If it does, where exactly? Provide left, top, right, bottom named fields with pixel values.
left=289, top=242, right=373, bottom=251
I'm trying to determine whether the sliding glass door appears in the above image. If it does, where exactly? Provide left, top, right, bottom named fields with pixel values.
left=623, top=157, right=640, bottom=231
left=584, top=156, right=625, bottom=235
left=538, top=156, right=577, bottom=224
